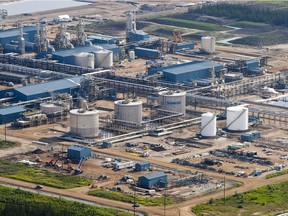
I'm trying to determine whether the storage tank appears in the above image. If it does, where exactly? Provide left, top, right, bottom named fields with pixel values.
left=158, top=91, right=186, bottom=115
left=114, top=99, right=142, bottom=124
left=201, top=112, right=217, bottom=137
left=73, top=52, right=94, bottom=69
left=128, top=50, right=135, bottom=61
left=201, top=36, right=216, bottom=54
left=93, top=49, right=113, bottom=68
left=70, top=109, right=99, bottom=138
left=226, top=106, right=249, bottom=131
left=40, top=102, right=65, bottom=114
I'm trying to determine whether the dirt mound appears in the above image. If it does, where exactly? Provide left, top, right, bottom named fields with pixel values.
left=31, top=149, right=45, bottom=154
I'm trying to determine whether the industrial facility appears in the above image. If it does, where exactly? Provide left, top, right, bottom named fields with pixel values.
left=0, top=3, right=287, bottom=216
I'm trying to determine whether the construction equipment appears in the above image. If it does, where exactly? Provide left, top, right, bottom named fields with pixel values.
left=74, top=157, right=85, bottom=174
left=172, top=31, right=183, bottom=43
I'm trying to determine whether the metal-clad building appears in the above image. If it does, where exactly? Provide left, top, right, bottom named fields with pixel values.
left=135, top=47, right=161, bottom=59
left=0, top=26, right=36, bottom=45
left=148, top=61, right=223, bottom=83
left=0, top=76, right=82, bottom=101
left=137, top=172, right=168, bottom=189
left=67, top=145, right=91, bottom=160
left=128, top=31, right=149, bottom=42
left=0, top=106, right=26, bottom=124
left=135, top=161, right=150, bottom=172
left=176, top=42, right=194, bottom=51
left=246, top=59, right=260, bottom=70
left=88, top=35, right=123, bottom=45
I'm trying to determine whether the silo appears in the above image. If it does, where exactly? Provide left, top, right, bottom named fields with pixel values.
left=128, top=50, right=135, bottom=61
left=158, top=91, right=186, bottom=115
left=226, top=106, right=249, bottom=131
left=201, top=112, right=217, bottom=137
left=74, top=52, right=95, bottom=69
left=70, top=109, right=99, bottom=138
left=93, top=49, right=113, bottom=68
left=201, top=36, right=216, bottom=54
left=40, top=102, right=64, bottom=114
left=114, top=100, right=142, bottom=124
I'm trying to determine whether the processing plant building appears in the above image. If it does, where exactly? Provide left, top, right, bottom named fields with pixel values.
left=148, top=61, right=223, bottom=83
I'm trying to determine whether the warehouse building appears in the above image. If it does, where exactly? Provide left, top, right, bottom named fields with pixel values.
left=0, top=106, right=26, bottom=124
left=135, top=161, right=150, bottom=172
left=135, top=47, right=161, bottom=59
left=137, top=172, right=168, bottom=189
left=88, top=35, right=124, bottom=45
left=0, top=76, right=82, bottom=101
left=148, top=61, right=223, bottom=83
left=0, top=26, right=36, bottom=45
left=67, top=145, right=91, bottom=160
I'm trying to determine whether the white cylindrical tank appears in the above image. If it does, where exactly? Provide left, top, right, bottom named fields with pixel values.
left=158, top=91, right=186, bottom=115
left=74, top=52, right=95, bottom=68
left=93, top=49, right=113, bottom=68
left=201, top=112, right=217, bottom=137
left=226, top=106, right=249, bottom=131
left=114, top=100, right=142, bottom=124
left=70, top=109, right=99, bottom=138
left=201, top=36, right=216, bottom=54
left=128, top=50, right=135, bottom=61
left=40, top=102, right=65, bottom=114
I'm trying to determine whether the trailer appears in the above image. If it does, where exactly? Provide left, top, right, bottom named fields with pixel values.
left=114, top=161, right=135, bottom=170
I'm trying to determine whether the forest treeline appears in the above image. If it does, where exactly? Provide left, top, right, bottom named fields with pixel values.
left=0, top=186, right=132, bottom=216
left=190, top=3, right=288, bottom=27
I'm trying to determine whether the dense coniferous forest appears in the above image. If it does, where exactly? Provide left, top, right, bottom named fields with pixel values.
left=191, top=3, right=288, bottom=27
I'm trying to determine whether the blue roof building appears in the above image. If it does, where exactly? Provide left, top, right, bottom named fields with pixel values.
left=67, top=145, right=91, bottom=160
left=148, top=61, right=223, bottom=83
left=138, top=172, right=168, bottom=189
left=0, top=76, right=82, bottom=101
left=0, top=106, right=26, bottom=124
left=135, top=161, right=150, bottom=172
left=88, top=35, right=123, bottom=45
left=0, top=26, right=36, bottom=46
left=128, top=31, right=149, bottom=42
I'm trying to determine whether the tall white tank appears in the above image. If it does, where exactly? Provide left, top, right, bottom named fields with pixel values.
left=201, top=36, right=216, bottom=54
left=226, top=106, right=249, bottom=131
left=158, top=91, right=186, bottom=115
left=114, top=100, right=142, bottom=124
left=128, top=50, right=135, bottom=61
left=70, top=109, right=99, bottom=138
left=74, top=52, right=95, bottom=69
left=40, top=102, right=64, bottom=114
left=93, top=49, right=113, bottom=68
left=201, top=112, right=217, bottom=137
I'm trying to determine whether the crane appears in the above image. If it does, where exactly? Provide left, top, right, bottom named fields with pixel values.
left=74, top=157, right=85, bottom=174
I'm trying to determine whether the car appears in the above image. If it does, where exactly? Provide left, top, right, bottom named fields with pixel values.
left=35, top=185, right=43, bottom=189
left=132, top=202, right=140, bottom=208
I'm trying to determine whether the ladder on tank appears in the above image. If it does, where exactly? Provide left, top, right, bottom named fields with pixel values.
left=226, top=109, right=246, bottom=130
left=199, top=114, right=216, bottom=135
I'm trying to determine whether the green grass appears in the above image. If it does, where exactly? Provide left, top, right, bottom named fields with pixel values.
left=150, top=17, right=228, bottom=31
left=88, top=189, right=175, bottom=206
left=0, top=140, right=21, bottom=149
left=266, top=169, right=288, bottom=179
left=192, top=180, right=288, bottom=216
left=0, top=161, right=91, bottom=189
left=0, top=185, right=133, bottom=216
left=231, top=21, right=269, bottom=28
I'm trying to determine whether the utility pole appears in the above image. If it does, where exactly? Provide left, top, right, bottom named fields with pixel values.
left=4, top=122, right=7, bottom=144
left=224, top=176, right=226, bottom=204
left=133, top=181, right=136, bottom=216
left=163, top=193, right=167, bottom=216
